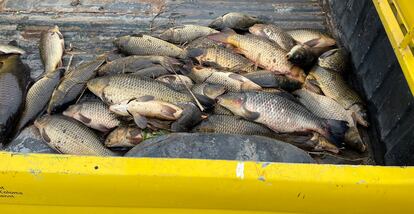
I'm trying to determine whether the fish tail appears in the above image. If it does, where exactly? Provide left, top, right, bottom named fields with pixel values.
left=207, top=28, right=236, bottom=43
left=321, top=119, right=348, bottom=147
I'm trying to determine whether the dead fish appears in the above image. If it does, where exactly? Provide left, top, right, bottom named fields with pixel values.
left=159, top=25, right=219, bottom=44
left=114, top=34, right=186, bottom=58
left=286, top=44, right=317, bottom=70
left=39, top=25, right=64, bottom=74
left=63, top=101, right=120, bottom=132
left=293, top=89, right=365, bottom=152
left=87, top=74, right=214, bottom=109
left=130, top=65, right=170, bottom=78
left=318, top=48, right=349, bottom=73
left=187, top=47, right=255, bottom=72
left=208, top=29, right=305, bottom=82
left=307, top=66, right=368, bottom=127
left=192, top=114, right=275, bottom=137
left=97, top=55, right=179, bottom=76
left=191, top=83, right=226, bottom=99
left=0, top=55, right=31, bottom=145
left=189, top=66, right=262, bottom=92
left=243, top=70, right=302, bottom=91
left=47, top=57, right=106, bottom=113
left=17, top=70, right=62, bottom=131
left=34, top=115, right=114, bottom=156
left=209, top=12, right=264, bottom=30
left=156, top=74, right=194, bottom=91
left=185, top=36, right=221, bottom=49
left=249, top=24, right=296, bottom=51
left=217, top=91, right=348, bottom=147
left=109, top=95, right=183, bottom=128
left=104, top=125, right=142, bottom=148
left=105, top=125, right=169, bottom=148
left=0, top=44, right=26, bottom=55
left=286, top=28, right=336, bottom=48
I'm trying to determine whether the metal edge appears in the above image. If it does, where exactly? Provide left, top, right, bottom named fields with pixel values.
left=372, top=0, right=414, bottom=95
left=0, top=152, right=413, bottom=213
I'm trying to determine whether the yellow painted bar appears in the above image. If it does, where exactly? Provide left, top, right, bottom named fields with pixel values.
left=0, top=152, right=413, bottom=213
left=373, top=0, right=414, bottom=94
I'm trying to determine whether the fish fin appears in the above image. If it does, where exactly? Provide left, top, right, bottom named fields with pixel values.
left=135, top=95, right=155, bottom=102
left=228, top=73, right=245, bottom=82
left=274, top=90, right=303, bottom=106
left=7, top=40, right=18, bottom=46
left=221, top=28, right=237, bottom=34
left=321, top=119, right=348, bottom=147
left=41, top=130, right=51, bottom=143
left=304, top=38, right=321, bottom=47
left=194, top=94, right=215, bottom=110
left=131, top=33, right=144, bottom=37
left=319, top=49, right=337, bottom=59
left=147, top=119, right=172, bottom=130
left=232, top=47, right=247, bottom=55
left=186, top=48, right=205, bottom=58
left=133, top=113, right=148, bottom=129
left=97, top=124, right=111, bottom=132
left=241, top=106, right=260, bottom=121
left=56, top=31, right=64, bottom=40
left=207, top=28, right=236, bottom=43
left=78, top=113, right=92, bottom=124
left=160, top=105, right=179, bottom=119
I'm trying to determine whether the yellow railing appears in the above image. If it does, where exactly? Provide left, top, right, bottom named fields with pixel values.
left=373, top=0, right=414, bottom=94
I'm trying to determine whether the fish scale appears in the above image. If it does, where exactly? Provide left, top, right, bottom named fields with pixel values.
left=249, top=24, right=296, bottom=51
left=48, top=58, right=105, bottom=113
left=35, top=115, right=113, bottom=156
left=63, top=101, right=120, bottom=132
left=114, top=35, right=185, bottom=58
left=309, top=66, right=362, bottom=109
left=90, top=74, right=193, bottom=105
left=159, top=25, right=218, bottom=44
left=39, top=26, right=64, bottom=74
left=195, top=47, right=255, bottom=72
left=244, top=92, right=326, bottom=134
left=193, top=115, right=274, bottom=137
left=17, top=71, right=61, bottom=130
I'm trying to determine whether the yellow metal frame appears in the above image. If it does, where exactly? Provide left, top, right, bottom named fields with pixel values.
left=373, top=0, right=414, bottom=94
left=0, top=152, right=413, bottom=213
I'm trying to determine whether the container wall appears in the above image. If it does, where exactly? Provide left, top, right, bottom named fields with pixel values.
left=322, top=0, right=414, bottom=165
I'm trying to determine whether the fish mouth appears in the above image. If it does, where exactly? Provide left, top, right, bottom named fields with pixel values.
left=109, top=103, right=129, bottom=116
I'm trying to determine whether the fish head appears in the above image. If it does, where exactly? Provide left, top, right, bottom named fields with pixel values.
left=311, top=134, right=340, bottom=154
left=105, top=126, right=142, bottom=147
left=350, top=104, right=369, bottom=127
left=216, top=92, right=247, bottom=116
left=113, top=36, right=130, bottom=50
left=248, top=24, right=266, bottom=36
left=209, top=16, right=225, bottom=30
left=287, top=44, right=314, bottom=66
left=109, top=100, right=130, bottom=116
left=34, top=116, right=53, bottom=142
left=158, top=29, right=174, bottom=41
left=190, top=66, right=215, bottom=82
left=126, top=127, right=143, bottom=144
left=203, top=83, right=226, bottom=99
left=87, top=77, right=110, bottom=99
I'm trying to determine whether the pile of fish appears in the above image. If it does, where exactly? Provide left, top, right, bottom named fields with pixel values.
left=0, top=12, right=369, bottom=160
